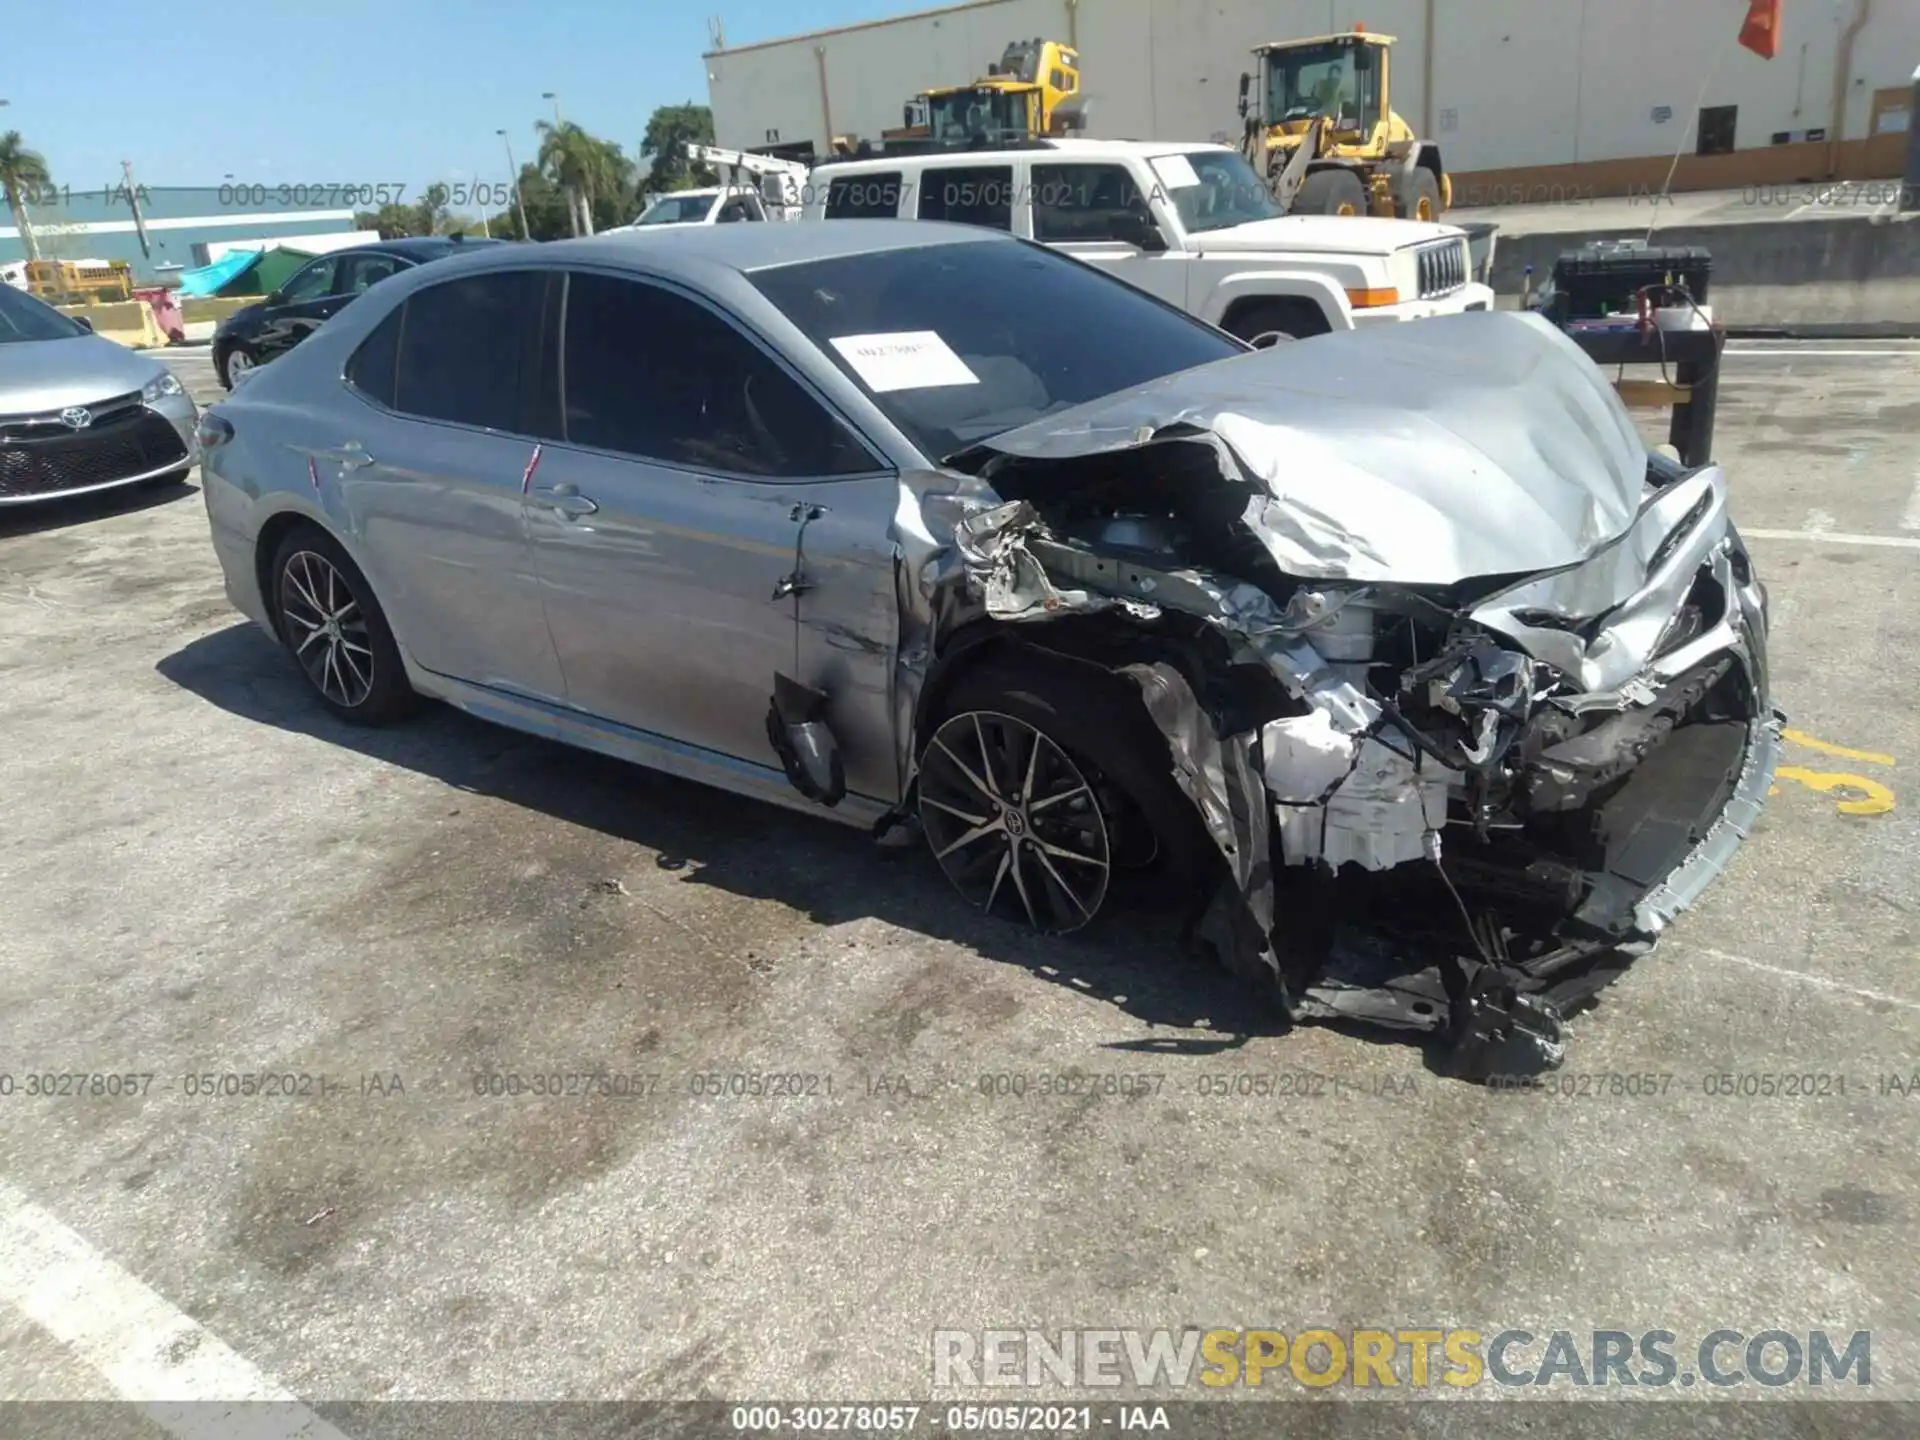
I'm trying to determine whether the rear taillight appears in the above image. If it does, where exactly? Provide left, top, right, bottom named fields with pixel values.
left=195, top=412, right=234, bottom=449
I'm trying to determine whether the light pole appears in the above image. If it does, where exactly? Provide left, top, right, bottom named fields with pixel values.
left=542, top=91, right=563, bottom=126
left=498, top=129, right=530, bottom=241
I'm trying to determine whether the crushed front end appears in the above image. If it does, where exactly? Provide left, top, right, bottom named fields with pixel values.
left=923, top=312, right=1780, bottom=1079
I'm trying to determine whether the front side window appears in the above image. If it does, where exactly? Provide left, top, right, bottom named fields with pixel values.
left=1031, top=163, right=1150, bottom=242
left=916, top=165, right=1014, bottom=230
left=824, top=173, right=901, bottom=219
left=751, top=240, right=1241, bottom=463
left=1159, top=150, right=1284, bottom=235
left=559, top=271, right=872, bottom=478
left=391, top=271, right=545, bottom=430
left=278, top=257, right=340, bottom=302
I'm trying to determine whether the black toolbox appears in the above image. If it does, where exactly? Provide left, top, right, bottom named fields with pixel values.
left=1544, top=241, right=1712, bottom=324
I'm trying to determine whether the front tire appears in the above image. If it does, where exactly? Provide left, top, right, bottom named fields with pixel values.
left=918, top=658, right=1210, bottom=933
left=269, top=525, right=416, bottom=725
left=1397, top=167, right=1442, bottom=222
left=1223, top=299, right=1332, bottom=348
left=217, top=344, right=256, bottom=390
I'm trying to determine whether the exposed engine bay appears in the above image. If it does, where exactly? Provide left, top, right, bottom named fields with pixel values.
left=883, top=313, right=1781, bottom=1080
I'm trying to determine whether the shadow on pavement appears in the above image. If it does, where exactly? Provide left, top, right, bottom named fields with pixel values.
left=0, top=474, right=198, bottom=539
left=157, top=622, right=1289, bottom=1046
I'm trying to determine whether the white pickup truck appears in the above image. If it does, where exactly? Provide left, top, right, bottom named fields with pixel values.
left=803, top=139, right=1493, bottom=344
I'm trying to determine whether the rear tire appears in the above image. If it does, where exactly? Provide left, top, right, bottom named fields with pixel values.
left=1295, top=168, right=1367, bottom=216
left=269, top=525, right=416, bottom=725
left=216, top=344, right=256, bottom=390
left=918, top=656, right=1211, bottom=933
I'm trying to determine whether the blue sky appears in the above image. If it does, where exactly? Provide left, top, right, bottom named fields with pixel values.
left=2, top=0, right=905, bottom=191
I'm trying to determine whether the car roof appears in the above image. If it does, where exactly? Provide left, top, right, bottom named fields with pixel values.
left=479, top=219, right=1005, bottom=280
left=813, top=138, right=1232, bottom=173
left=355, top=236, right=507, bottom=261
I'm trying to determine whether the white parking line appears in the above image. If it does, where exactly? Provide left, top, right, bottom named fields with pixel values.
left=1742, top=528, right=1920, bottom=550
left=1724, top=348, right=1920, bottom=358
left=0, top=1180, right=350, bottom=1439
left=1692, top=948, right=1920, bottom=1014
left=1901, top=468, right=1920, bottom=534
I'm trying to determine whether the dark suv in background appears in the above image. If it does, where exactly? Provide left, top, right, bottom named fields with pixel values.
left=213, top=236, right=504, bottom=389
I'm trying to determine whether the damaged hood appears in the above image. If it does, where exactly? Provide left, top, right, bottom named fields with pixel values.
left=975, top=311, right=1649, bottom=585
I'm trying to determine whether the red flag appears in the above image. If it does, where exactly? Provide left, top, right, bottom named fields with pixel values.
left=1739, top=0, right=1781, bottom=59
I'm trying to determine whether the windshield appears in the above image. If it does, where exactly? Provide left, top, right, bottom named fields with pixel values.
left=1264, top=40, right=1364, bottom=128
left=925, top=89, right=1030, bottom=145
left=750, top=240, right=1242, bottom=463
left=634, top=193, right=716, bottom=226
left=0, top=283, right=89, bottom=343
left=1160, top=150, right=1285, bottom=234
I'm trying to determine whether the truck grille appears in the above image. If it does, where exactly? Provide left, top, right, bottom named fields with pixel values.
left=0, top=394, right=188, bottom=499
left=1415, top=239, right=1469, bottom=299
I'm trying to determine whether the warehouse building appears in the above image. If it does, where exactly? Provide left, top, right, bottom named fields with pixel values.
left=704, top=0, right=1918, bottom=197
left=0, top=186, right=360, bottom=284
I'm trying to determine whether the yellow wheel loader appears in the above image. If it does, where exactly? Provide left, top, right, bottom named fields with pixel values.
left=878, top=38, right=1088, bottom=152
left=1237, top=27, right=1450, bottom=220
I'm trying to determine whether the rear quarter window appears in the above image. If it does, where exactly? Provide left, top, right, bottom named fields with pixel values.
left=344, top=306, right=402, bottom=408
left=824, top=173, right=903, bottom=219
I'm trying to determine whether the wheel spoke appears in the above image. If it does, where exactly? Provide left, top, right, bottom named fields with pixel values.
left=933, top=820, right=1002, bottom=861
left=338, top=643, right=372, bottom=694
left=1033, top=836, right=1109, bottom=870
left=1030, top=846, right=1094, bottom=918
left=1019, top=726, right=1043, bottom=805
left=932, top=736, right=997, bottom=808
left=920, top=793, right=990, bottom=827
left=1007, top=845, right=1040, bottom=927
left=285, top=562, right=324, bottom=617
left=1029, top=782, right=1091, bottom=814
left=982, top=846, right=1013, bottom=916
left=972, top=713, right=1003, bottom=799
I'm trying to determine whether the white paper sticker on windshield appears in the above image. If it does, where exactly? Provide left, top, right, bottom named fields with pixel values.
left=829, top=331, right=979, bottom=392
left=1148, top=154, right=1201, bottom=189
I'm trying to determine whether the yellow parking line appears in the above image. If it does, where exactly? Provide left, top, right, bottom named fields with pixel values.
left=1782, top=729, right=1896, bottom=766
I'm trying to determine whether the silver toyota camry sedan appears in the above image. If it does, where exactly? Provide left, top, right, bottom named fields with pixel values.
left=197, top=222, right=1779, bottom=1078
left=1, top=283, right=198, bottom=505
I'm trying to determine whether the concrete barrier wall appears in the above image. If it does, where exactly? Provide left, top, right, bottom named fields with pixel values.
left=55, top=300, right=166, bottom=349
left=1488, top=214, right=1920, bottom=333
left=179, top=296, right=257, bottom=326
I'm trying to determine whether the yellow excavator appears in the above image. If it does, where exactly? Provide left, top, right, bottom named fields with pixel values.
left=1237, top=25, right=1451, bottom=219
left=877, top=39, right=1087, bottom=152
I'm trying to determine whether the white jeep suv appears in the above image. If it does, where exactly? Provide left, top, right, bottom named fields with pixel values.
left=803, top=139, right=1492, bottom=344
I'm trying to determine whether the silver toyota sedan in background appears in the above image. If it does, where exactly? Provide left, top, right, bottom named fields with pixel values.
left=196, top=222, right=1779, bottom=1080
left=0, top=282, right=198, bottom=505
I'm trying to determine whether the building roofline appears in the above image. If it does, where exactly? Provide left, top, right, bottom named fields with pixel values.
left=704, top=0, right=1022, bottom=59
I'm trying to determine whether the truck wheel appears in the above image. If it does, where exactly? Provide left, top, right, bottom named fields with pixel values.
left=1295, top=169, right=1367, bottom=216
left=1397, top=167, right=1443, bottom=221
left=1223, top=299, right=1331, bottom=348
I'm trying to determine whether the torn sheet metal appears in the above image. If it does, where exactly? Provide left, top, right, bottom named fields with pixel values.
left=1121, top=661, right=1280, bottom=991
left=954, top=500, right=1163, bottom=624
left=972, top=311, right=1648, bottom=585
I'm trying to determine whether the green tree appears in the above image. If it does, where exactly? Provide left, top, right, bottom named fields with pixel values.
left=355, top=202, right=417, bottom=240
left=0, top=130, right=53, bottom=262
left=536, top=120, right=628, bottom=236
left=483, top=163, right=575, bottom=242
left=639, top=103, right=716, bottom=193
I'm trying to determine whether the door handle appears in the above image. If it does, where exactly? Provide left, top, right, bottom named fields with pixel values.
left=533, top=484, right=598, bottom=517
left=315, top=442, right=373, bottom=470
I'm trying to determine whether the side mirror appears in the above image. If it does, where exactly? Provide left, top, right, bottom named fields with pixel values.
left=1237, top=72, right=1252, bottom=118
left=264, top=290, right=284, bottom=306
left=72, top=315, right=94, bottom=333
left=1112, top=210, right=1169, bottom=253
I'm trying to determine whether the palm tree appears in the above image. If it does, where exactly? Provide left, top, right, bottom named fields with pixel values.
left=536, top=120, right=625, bottom=236
left=0, top=130, right=52, bottom=263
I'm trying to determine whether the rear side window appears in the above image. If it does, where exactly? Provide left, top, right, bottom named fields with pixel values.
left=1032, top=163, right=1151, bottom=242
left=917, top=165, right=1014, bottom=230
left=560, top=271, right=872, bottom=478
left=392, top=271, right=545, bottom=430
left=344, top=307, right=402, bottom=407
left=824, top=173, right=901, bottom=219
